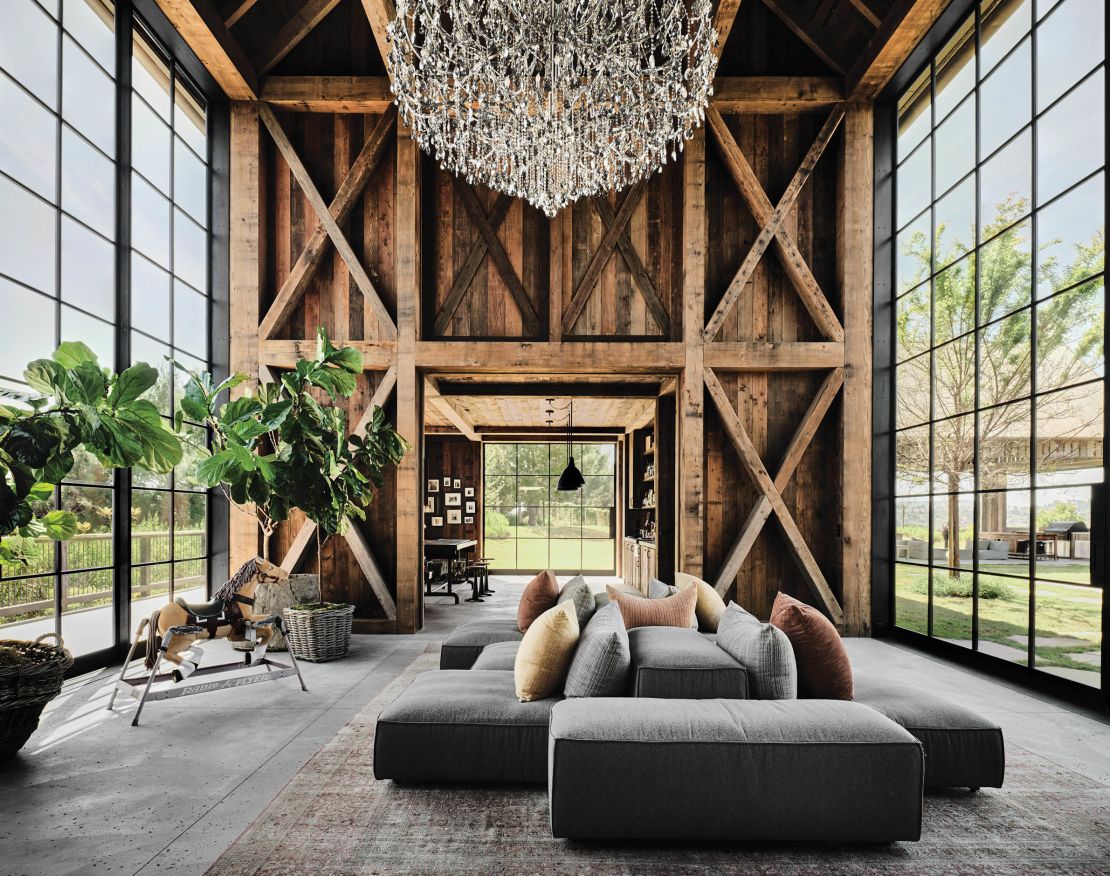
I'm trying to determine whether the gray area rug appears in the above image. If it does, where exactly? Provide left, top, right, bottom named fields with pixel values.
left=206, top=646, right=1110, bottom=875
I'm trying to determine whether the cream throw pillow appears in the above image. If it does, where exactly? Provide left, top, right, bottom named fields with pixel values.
left=514, top=600, right=580, bottom=702
left=676, top=571, right=727, bottom=633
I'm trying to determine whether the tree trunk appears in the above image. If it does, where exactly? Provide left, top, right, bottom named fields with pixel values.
left=947, top=474, right=961, bottom=578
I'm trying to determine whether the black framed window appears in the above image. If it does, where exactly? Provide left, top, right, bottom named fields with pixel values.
left=483, top=442, right=617, bottom=574
left=888, top=0, right=1105, bottom=693
left=0, top=0, right=224, bottom=668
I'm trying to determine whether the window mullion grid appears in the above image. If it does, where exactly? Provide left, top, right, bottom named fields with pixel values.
left=927, top=54, right=938, bottom=638
left=51, top=5, right=64, bottom=639
left=1027, top=4, right=1040, bottom=671
left=167, top=59, right=177, bottom=597
left=971, top=0, right=982, bottom=652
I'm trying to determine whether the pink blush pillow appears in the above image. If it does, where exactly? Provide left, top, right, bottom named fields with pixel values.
left=770, top=591, right=853, bottom=700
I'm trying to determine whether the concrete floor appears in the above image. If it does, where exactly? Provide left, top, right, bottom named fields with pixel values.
left=0, top=574, right=1108, bottom=876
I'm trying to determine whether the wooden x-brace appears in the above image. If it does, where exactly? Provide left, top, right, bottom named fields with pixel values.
left=258, top=104, right=398, bottom=340
left=434, top=192, right=514, bottom=335
left=279, top=365, right=399, bottom=620
left=562, top=181, right=671, bottom=336
left=703, top=105, right=845, bottom=343
left=450, top=180, right=542, bottom=336
left=704, top=365, right=845, bottom=625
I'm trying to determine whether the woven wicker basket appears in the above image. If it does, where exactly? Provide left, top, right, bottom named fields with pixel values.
left=284, top=603, right=354, bottom=662
left=0, top=633, right=73, bottom=758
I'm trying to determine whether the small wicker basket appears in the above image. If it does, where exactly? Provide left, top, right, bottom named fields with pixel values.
left=0, top=633, right=73, bottom=758
left=284, top=603, right=354, bottom=662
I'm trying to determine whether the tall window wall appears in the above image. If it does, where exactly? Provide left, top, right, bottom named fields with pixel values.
left=484, top=442, right=617, bottom=573
left=0, top=0, right=219, bottom=664
left=891, top=0, right=1105, bottom=690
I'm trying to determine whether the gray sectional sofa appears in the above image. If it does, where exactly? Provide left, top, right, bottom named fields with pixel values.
left=376, top=591, right=1005, bottom=842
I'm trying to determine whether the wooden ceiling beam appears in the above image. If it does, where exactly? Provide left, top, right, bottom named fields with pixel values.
left=713, top=0, right=744, bottom=57
left=220, top=0, right=258, bottom=28
left=846, top=0, right=883, bottom=28
left=849, top=0, right=955, bottom=100
left=711, top=76, right=844, bottom=113
left=359, top=0, right=396, bottom=80
left=153, top=0, right=257, bottom=98
left=253, top=0, right=343, bottom=75
left=425, top=380, right=479, bottom=440
left=260, top=76, right=393, bottom=113
left=435, top=381, right=664, bottom=398
left=760, top=0, right=855, bottom=74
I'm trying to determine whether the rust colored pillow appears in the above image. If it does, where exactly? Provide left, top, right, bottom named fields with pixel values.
left=605, top=584, right=697, bottom=631
left=770, top=591, right=853, bottom=700
left=517, top=570, right=559, bottom=632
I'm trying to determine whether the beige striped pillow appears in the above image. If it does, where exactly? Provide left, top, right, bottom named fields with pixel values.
left=605, top=584, right=697, bottom=630
left=676, top=572, right=728, bottom=632
left=514, top=600, right=580, bottom=702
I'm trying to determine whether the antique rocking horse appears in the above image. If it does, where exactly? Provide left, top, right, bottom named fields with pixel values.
left=108, top=558, right=307, bottom=725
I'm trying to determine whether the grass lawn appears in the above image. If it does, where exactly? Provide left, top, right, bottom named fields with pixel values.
left=484, top=527, right=615, bottom=572
left=895, top=564, right=1101, bottom=678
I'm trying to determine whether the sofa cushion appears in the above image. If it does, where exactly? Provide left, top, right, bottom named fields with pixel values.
left=375, top=670, right=556, bottom=784
left=770, top=591, right=853, bottom=699
left=715, top=602, right=797, bottom=699
left=675, top=571, right=727, bottom=632
left=606, top=583, right=696, bottom=630
left=548, top=698, right=923, bottom=842
left=556, top=576, right=596, bottom=629
left=470, top=640, right=520, bottom=670
left=627, top=626, right=748, bottom=699
left=515, top=601, right=580, bottom=702
left=518, top=569, right=560, bottom=632
left=853, top=674, right=1005, bottom=789
left=440, top=619, right=523, bottom=669
left=648, top=577, right=675, bottom=599
left=564, top=602, right=631, bottom=698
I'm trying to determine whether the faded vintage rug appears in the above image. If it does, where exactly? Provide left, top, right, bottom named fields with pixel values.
left=206, top=645, right=1110, bottom=875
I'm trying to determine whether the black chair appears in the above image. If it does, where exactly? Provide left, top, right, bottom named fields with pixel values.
left=424, top=559, right=459, bottom=605
left=465, top=561, right=490, bottom=602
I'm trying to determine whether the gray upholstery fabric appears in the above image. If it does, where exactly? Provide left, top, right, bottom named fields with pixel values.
left=440, top=619, right=523, bottom=669
left=627, top=626, right=748, bottom=699
left=375, top=670, right=557, bottom=783
left=853, top=674, right=1005, bottom=789
left=470, top=640, right=521, bottom=671
left=715, top=602, right=798, bottom=699
left=593, top=586, right=645, bottom=610
left=556, top=577, right=596, bottom=630
left=648, top=577, right=676, bottom=599
left=548, top=698, right=924, bottom=842
left=564, top=602, right=631, bottom=697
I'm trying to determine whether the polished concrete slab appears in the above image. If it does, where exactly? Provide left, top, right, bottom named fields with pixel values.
left=0, top=574, right=1106, bottom=876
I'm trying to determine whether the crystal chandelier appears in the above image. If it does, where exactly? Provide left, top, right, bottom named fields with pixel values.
left=387, top=0, right=718, bottom=217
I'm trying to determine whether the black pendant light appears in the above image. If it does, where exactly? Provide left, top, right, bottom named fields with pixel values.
left=556, top=399, right=585, bottom=491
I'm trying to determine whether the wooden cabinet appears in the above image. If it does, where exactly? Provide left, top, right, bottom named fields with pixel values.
left=623, top=537, right=656, bottom=594
left=638, top=542, right=657, bottom=593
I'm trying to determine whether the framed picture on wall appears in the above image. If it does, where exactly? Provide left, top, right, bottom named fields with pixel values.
left=442, top=476, right=451, bottom=486
left=447, top=509, right=462, bottom=524
left=464, top=487, right=475, bottom=497
left=452, top=478, right=461, bottom=489
left=445, top=493, right=461, bottom=507
left=423, top=497, right=436, bottom=513
left=427, top=479, right=439, bottom=493
left=465, top=501, right=476, bottom=514
left=464, top=516, right=474, bottom=524
left=430, top=516, right=443, bottom=527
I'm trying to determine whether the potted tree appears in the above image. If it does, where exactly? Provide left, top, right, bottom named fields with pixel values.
left=0, top=342, right=182, bottom=756
left=176, top=328, right=406, bottom=656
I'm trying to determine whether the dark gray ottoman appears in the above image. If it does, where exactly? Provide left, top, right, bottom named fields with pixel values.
left=853, top=675, right=1005, bottom=790
left=548, top=698, right=924, bottom=842
left=440, top=619, right=523, bottom=669
left=628, top=627, right=748, bottom=699
left=470, top=640, right=520, bottom=670
left=375, top=670, right=557, bottom=783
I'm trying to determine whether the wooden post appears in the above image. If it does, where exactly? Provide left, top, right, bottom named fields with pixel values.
left=228, top=102, right=262, bottom=573
left=395, top=121, right=423, bottom=633
left=838, top=101, right=874, bottom=635
left=679, top=128, right=706, bottom=577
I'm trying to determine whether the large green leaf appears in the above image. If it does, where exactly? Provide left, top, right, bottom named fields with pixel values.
left=196, top=450, right=237, bottom=486
left=51, top=341, right=98, bottom=369
left=41, top=509, right=78, bottom=540
left=109, top=362, right=158, bottom=408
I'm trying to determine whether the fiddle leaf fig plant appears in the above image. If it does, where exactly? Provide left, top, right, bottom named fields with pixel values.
left=176, top=327, right=407, bottom=564
left=0, top=342, right=184, bottom=566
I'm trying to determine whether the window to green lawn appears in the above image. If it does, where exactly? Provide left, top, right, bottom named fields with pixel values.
left=483, top=442, right=617, bottom=574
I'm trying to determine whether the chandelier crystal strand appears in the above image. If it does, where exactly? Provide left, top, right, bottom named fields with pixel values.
left=388, top=0, right=718, bottom=217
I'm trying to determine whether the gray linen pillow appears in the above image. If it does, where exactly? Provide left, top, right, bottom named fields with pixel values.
left=557, top=576, right=596, bottom=629
left=648, top=577, right=676, bottom=599
left=715, top=602, right=798, bottom=699
left=564, top=602, right=631, bottom=697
